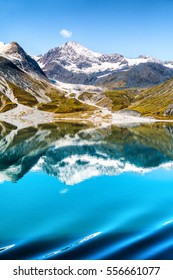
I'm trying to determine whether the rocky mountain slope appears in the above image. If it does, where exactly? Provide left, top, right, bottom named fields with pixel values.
left=38, top=41, right=173, bottom=87
left=96, top=62, right=173, bottom=88
left=0, top=45, right=94, bottom=116
left=0, top=42, right=46, bottom=80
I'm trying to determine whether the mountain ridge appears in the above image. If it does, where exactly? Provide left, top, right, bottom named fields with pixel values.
left=0, top=54, right=94, bottom=117
left=0, top=41, right=47, bottom=80
left=38, top=41, right=173, bottom=87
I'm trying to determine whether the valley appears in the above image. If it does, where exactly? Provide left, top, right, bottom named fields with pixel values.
left=0, top=40, right=173, bottom=125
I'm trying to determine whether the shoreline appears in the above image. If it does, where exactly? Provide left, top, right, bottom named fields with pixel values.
left=0, top=104, right=173, bottom=129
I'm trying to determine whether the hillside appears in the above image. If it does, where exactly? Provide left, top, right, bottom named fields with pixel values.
left=128, top=78, right=173, bottom=119
left=0, top=56, right=94, bottom=117
left=78, top=89, right=137, bottom=112
left=78, top=77, right=173, bottom=120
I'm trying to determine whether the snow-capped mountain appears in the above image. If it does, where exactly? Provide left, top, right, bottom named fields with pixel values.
left=38, top=41, right=173, bottom=87
left=0, top=42, right=60, bottom=115
left=0, top=44, right=93, bottom=117
left=0, top=41, right=46, bottom=79
left=39, top=41, right=158, bottom=74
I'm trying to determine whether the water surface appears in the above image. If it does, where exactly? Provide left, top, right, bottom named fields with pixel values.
left=0, top=121, right=173, bottom=259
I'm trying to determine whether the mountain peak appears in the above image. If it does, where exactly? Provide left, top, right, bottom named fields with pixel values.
left=10, top=41, right=20, bottom=46
left=9, top=41, right=21, bottom=49
left=37, top=40, right=173, bottom=86
left=0, top=41, right=24, bottom=56
left=59, top=41, right=101, bottom=58
left=0, top=41, right=46, bottom=79
left=137, top=54, right=160, bottom=64
left=64, top=41, right=80, bottom=47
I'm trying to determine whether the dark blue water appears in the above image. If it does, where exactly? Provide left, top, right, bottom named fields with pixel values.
left=0, top=121, right=173, bottom=260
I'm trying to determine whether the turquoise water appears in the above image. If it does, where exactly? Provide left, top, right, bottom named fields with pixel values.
left=0, top=121, right=173, bottom=259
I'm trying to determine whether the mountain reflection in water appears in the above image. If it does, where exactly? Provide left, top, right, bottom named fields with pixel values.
left=0, top=121, right=173, bottom=259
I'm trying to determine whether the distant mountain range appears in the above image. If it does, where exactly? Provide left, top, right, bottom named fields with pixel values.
left=1, top=40, right=173, bottom=120
left=37, top=41, right=173, bottom=88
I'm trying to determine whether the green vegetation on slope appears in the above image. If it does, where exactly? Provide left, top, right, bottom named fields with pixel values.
left=2, top=60, right=173, bottom=120
left=104, top=89, right=137, bottom=112
left=38, top=90, right=95, bottom=114
left=78, top=91, right=112, bottom=109
left=0, top=75, right=95, bottom=115
left=78, top=89, right=138, bottom=112
left=0, top=91, right=17, bottom=113
left=128, top=79, right=173, bottom=119
left=7, top=81, right=38, bottom=106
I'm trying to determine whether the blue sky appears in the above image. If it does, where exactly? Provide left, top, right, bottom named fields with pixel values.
left=0, top=0, right=173, bottom=59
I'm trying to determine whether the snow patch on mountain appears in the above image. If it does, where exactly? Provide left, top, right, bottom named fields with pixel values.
left=126, top=55, right=161, bottom=66
left=54, top=80, right=103, bottom=94
left=38, top=41, right=173, bottom=75
left=38, top=41, right=129, bottom=74
left=164, top=61, right=173, bottom=69
left=0, top=42, right=10, bottom=53
left=37, top=41, right=173, bottom=86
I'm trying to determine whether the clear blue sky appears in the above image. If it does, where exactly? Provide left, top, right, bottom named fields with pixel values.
left=1, top=0, right=173, bottom=60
